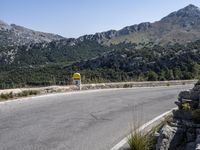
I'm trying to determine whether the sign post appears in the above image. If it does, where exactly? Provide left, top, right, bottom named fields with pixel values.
left=72, top=73, right=81, bottom=90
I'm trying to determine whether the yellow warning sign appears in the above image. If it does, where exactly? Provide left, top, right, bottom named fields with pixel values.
left=72, top=73, right=81, bottom=80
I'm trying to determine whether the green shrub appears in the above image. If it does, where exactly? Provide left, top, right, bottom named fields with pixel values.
left=123, top=84, right=131, bottom=88
left=147, top=71, right=158, bottom=81
left=28, top=90, right=39, bottom=95
left=0, top=93, right=9, bottom=100
left=182, top=103, right=191, bottom=111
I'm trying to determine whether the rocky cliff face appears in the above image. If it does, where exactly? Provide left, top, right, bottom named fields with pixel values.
left=79, top=4, right=200, bottom=45
left=78, top=22, right=151, bottom=44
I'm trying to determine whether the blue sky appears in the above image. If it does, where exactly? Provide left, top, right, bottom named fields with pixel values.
left=1, top=0, right=200, bottom=38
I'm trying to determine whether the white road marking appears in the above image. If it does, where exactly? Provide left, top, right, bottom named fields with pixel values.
left=110, top=108, right=176, bottom=150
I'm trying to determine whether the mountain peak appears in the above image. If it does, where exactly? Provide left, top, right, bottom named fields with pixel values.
left=183, top=4, right=199, bottom=10
left=178, top=4, right=200, bottom=14
left=161, top=4, right=200, bottom=23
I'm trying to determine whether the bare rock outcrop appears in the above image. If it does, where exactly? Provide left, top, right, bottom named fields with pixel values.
left=156, top=81, right=200, bottom=150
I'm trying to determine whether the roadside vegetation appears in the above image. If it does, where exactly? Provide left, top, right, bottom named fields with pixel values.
left=1, top=40, right=200, bottom=89
left=128, top=128, right=150, bottom=150
left=0, top=90, right=40, bottom=101
left=127, top=115, right=172, bottom=150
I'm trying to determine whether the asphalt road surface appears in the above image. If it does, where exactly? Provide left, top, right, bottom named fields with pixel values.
left=0, top=85, right=193, bottom=150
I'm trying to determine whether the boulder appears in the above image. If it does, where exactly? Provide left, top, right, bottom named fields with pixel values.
left=196, top=130, right=200, bottom=149
left=185, top=142, right=196, bottom=150
left=173, top=110, right=193, bottom=121
left=178, top=90, right=200, bottom=102
left=169, top=127, right=185, bottom=149
left=196, top=144, right=200, bottom=150
left=186, top=128, right=196, bottom=142
left=156, top=125, right=176, bottom=150
left=179, top=91, right=191, bottom=101
left=190, top=91, right=200, bottom=101
left=193, top=85, right=200, bottom=92
left=156, top=124, right=184, bottom=150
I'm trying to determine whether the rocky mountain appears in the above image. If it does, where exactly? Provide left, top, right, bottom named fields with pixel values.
left=0, top=4, right=200, bottom=66
left=1, top=4, right=200, bottom=88
left=1, top=4, right=200, bottom=48
left=79, top=4, right=200, bottom=45
left=0, top=20, right=64, bottom=46
left=78, top=22, right=151, bottom=44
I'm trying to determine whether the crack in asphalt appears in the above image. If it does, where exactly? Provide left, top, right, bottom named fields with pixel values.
left=89, top=113, right=112, bottom=121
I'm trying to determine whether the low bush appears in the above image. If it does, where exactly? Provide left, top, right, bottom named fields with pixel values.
left=123, top=84, right=131, bottom=88
left=17, top=90, right=39, bottom=97
left=0, top=92, right=13, bottom=100
left=0, top=90, right=39, bottom=101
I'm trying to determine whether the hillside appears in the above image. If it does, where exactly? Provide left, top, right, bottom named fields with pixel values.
left=1, top=40, right=200, bottom=88
left=1, top=4, right=200, bottom=88
left=65, top=40, right=200, bottom=81
left=0, top=39, right=110, bottom=67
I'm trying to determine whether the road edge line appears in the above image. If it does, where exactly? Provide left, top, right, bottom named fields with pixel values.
left=110, top=107, right=177, bottom=150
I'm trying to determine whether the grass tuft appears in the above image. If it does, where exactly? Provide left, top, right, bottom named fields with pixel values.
left=127, top=128, right=150, bottom=150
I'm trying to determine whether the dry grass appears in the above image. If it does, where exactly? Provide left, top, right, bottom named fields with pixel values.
left=0, top=90, right=40, bottom=101
left=0, top=92, right=13, bottom=100
left=127, top=104, right=151, bottom=150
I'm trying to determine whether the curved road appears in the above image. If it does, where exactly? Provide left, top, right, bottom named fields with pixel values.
left=0, top=85, right=192, bottom=150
